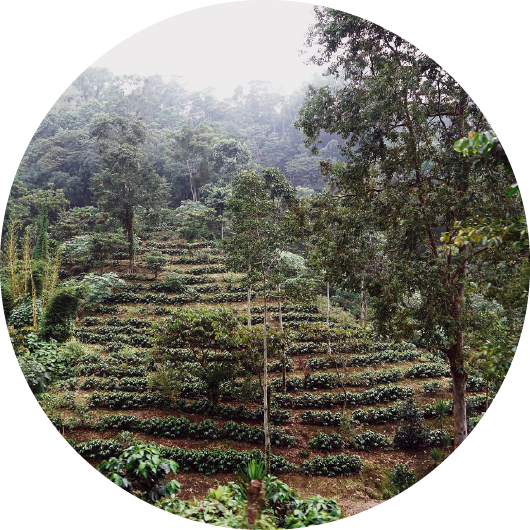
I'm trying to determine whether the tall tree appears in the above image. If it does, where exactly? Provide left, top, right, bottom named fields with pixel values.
left=297, top=8, right=522, bottom=446
left=224, top=168, right=295, bottom=470
left=90, top=113, right=168, bottom=270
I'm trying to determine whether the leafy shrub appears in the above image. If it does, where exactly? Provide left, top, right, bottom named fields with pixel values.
left=352, top=430, right=390, bottom=451
left=422, top=381, right=442, bottom=395
left=467, top=375, right=486, bottom=392
left=393, top=399, right=432, bottom=448
left=389, top=464, right=416, bottom=493
left=307, top=432, right=345, bottom=453
left=18, top=356, right=50, bottom=393
left=283, top=495, right=342, bottom=528
left=174, top=398, right=290, bottom=424
left=300, top=454, right=363, bottom=477
left=97, top=444, right=180, bottom=503
left=9, top=295, right=42, bottom=328
left=87, top=391, right=173, bottom=410
left=80, top=273, right=125, bottom=310
left=405, top=363, right=449, bottom=378
left=143, top=250, right=168, bottom=279
left=469, top=413, right=484, bottom=431
left=40, top=285, right=84, bottom=341
left=73, top=440, right=295, bottom=475
left=274, top=384, right=413, bottom=409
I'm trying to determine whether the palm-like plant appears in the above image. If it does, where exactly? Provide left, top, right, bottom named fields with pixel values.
left=433, top=399, right=452, bottom=430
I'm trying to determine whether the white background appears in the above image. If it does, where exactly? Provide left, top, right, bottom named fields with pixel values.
left=1, top=1, right=529, bottom=529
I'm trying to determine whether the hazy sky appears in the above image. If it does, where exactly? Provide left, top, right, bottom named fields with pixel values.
left=92, top=1, right=326, bottom=98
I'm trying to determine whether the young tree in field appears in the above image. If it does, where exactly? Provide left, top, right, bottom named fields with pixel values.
left=90, top=113, right=169, bottom=271
left=200, top=183, right=232, bottom=239
left=271, top=251, right=318, bottom=392
left=224, top=168, right=295, bottom=471
left=174, top=200, right=216, bottom=241
left=297, top=9, right=524, bottom=446
left=143, top=250, right=168, bottom=280
left=151, top=307, right=243, bottom=405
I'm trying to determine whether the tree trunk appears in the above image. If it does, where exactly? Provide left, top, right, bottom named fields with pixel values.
left=277, top=284, right=283, bottom=332
left=360, top=277, right=367, bottom=326
left=326, top=281, right=331, bottom=355
left=447, top=334, right=468, bottom=447
left=246, top=479, right=265, bottom=526
left=277, top=283, right=287, bottom=393
left=326, top=281, right=330, bottom=327
left=247, top=264, right=252, bottom=327
left=186, top=159, right=197, bottom=202
left=125, top=211, right=135, bottom=272
left=447, top=246, right=469, bottom=448
left=262, top=277, right=271, bottom=473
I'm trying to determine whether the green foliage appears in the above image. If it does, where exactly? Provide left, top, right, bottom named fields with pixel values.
left=422, top=381, right=442, bottom=395
left=93, top=414, right=295, bottom=447
left=74, top=439, right=295, bottom=475
left=80, top=272, right=125, bottom=310
left=152, top=307, right=244, bottom=404
left=393, top=399, right=432, bottom=449
left=18, top=356, right=50, bottom=393
left=174, top=200, right=216, bottom=241
left=300, top=454, right=363, bottom=477
left=235, top=459, right=267, bottom=499
left=389, top=464, right=416, bottom=494
left=97, top=444, right=180, bottom=503
left=143, top=250, right=168, bottom=279
left=307, top=432, right=345, bottom=453
left=1, top=280, right=14, bottom=321
left=40, top=285, right=83, bottom=341
left=8, top=296, right=41, bottom=328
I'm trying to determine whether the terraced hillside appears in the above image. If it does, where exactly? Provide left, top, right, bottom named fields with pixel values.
left=45, top=232, right=488, bottom=514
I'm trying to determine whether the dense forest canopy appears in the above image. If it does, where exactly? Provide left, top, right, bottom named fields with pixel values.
left=14, top=68, right=343, bottom=210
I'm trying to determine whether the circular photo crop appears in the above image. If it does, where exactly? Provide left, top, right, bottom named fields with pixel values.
left=2, top=1, right=527, bottom=527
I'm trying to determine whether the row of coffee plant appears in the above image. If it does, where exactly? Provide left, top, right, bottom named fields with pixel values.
left=273, top=384, right=413, bottom=409
left=91, top=413, right=295, bottom=447
left=70, top=439, right=295, bottom=474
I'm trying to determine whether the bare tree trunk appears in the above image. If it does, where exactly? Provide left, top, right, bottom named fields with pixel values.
left=447, top=247, right=469, bottom=448
left=326, top=281, right=330, bottom=327
left=278, top=283, right=287, bottom=393
left=326, top=281, right=331, bottom=355
left=277, top=284, right=283, bottom=332
left=220, top=220, right=224, bottom=240
left=247, top=264, right=252, bottom=326
left=449, top=348, right=468, bottom=447
left=360, top=277, right=367, bottom=326
left=186, top=159, right=197, bottom=202
left=262, top=278, right=271, bottom=472
left=125, top=211, right=135, bottom=272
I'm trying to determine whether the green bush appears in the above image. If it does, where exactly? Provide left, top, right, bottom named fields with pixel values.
left=1, top=281, right=14, bottom=322
left=98, top=444, right=180, bottom=503
left=41, top=285, right=83, bottom=341
left=307, top=432, right=345, bottom=453
left=393, top=399, right=432, bottom=448
left=18, top=356, right=50, bottom=393
left=389, top=464, right=416, bottom=493
left=9, top=295, right=41, bottom=328
left=300, top=454, right=363, bottom=477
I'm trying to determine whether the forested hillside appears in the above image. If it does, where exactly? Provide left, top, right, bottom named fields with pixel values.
left=16, top=67, right=342, bottom=208
left=2, top=6, right=528, bottom=529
